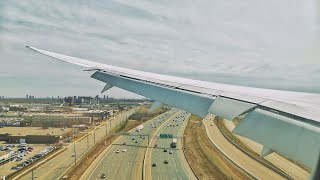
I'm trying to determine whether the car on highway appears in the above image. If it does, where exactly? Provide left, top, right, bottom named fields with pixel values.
left=152, top=163, right=157, bottom=167
left=164, top=160, right=169, bottom=164
left=115, top=150, right=120, bottom=153
left=123, top=141, right=127, bottom=145
left=122, top=149, right=127, bottom=152
left=135, top=140, right=138, bottom=143
left=100, top=173, right=106, bottom=178
left=163, top=149, right=167, bottom=152
left=132, top=138, right=135, bottom=140
left=169, top=151, right=173, bottom=154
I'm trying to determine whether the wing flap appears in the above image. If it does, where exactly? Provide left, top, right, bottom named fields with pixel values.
left=208, top=97, right=256, bottom=120
left=233, top=108, right=320, bottom=169
left=91, top=71, right=215, bottom=118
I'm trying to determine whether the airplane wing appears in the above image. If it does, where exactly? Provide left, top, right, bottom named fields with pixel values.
left=26, top=46, right=320, bottom=173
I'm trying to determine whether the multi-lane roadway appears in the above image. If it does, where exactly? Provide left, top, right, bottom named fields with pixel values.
left=145, top=111, right=196, bottom=180
left=86, top=109, right=177, bottom=180
left=15, top=109, right=136, bottom=180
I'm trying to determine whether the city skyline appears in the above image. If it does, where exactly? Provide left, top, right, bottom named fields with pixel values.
left=1, top=1, right=320, bottom=98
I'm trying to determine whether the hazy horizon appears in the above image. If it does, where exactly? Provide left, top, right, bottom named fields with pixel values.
left=1, top=0, right=320, bottom=98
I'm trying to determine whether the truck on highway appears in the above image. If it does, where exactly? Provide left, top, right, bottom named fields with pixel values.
left=171, top=138, right=177, bottom=148
left=136, top=125, right=143, bottom=132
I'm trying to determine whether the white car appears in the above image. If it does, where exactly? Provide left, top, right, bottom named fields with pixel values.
left=122, top=149, right=127, bottom=152
left=115, top=150, right=120, bottom=153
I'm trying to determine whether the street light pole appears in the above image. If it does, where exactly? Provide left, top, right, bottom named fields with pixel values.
left=106, top=119, right=108, bottom=136
left=92, top=117, right=96, bottom=144
left=109, top=120, right=112, bottom=144
left=73, top=142, right=76, bottom=165
left=109, top=120, right=111, bottom=133
left=87, top=133, right=89, bottom=150
left=94, top=128, right=96, bottom=144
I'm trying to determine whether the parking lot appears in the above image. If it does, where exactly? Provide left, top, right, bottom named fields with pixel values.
left=0, top=142, right=55, bottom=176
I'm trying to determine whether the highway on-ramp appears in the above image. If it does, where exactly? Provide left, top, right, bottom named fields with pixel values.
left=203, top=115, right=284, bottom=179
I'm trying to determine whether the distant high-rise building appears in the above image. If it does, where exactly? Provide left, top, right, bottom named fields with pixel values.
left=103, top=95, right=106, bottom=99
left=64, top=97, right=74, bottom=106
left=26, top=94, right=29, bottom=99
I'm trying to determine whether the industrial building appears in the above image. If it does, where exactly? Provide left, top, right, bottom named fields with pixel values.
left=23, top=114, right=92, bottom=127
left=0, top=133, right=60, bottom=144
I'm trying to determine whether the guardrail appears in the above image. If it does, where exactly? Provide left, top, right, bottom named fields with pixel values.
left=204, top=120, right=258, bottom=180
left=216, top=119, right=294, bottom=180
left=181, top=114, right=199, bottom=180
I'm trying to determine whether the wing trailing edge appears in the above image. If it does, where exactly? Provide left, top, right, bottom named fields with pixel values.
left=27, top=46, right=320, bottom=174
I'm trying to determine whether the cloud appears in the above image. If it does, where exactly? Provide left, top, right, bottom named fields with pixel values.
left=0, top=0, right=320, bottom=98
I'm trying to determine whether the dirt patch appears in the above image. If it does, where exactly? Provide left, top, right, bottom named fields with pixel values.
left=183, top=115, right=250, bottom=180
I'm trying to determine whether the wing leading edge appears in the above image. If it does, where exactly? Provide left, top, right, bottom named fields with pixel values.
left=26, top=46, right=320, bottom=174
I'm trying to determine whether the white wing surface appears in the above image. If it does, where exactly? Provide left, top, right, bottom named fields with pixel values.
left=26, top=46, right=320, bottom=173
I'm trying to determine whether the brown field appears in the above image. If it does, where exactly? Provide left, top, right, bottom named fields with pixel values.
left=183, top=115, right=250, bottom=180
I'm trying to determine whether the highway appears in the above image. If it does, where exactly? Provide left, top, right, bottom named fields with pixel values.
left=15, top=109, right=136, bottom=180
left=86, top=109, right=177, bottom=180
left=146, top=111, right=196, bottom=180
left=222, top=119, right=310, bottom=179
left=203, top=115, right=284, bottom=179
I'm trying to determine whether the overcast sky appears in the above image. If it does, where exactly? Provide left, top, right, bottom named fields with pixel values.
left=0, top=0, right=320, bottom=98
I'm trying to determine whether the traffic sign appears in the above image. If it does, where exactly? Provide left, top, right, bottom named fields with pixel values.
left=160, top=134, right=173, bottom=138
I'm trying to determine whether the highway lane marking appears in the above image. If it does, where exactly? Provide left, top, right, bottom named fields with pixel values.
left=143, top=111, right=180, bottom=180
left=33, top=114, right=127, bottom=179
left=150, top=113, right=190, bottom=179
left=89, top=110, right=176, bottom=178
left=87, top=111, right=170, bottom=179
